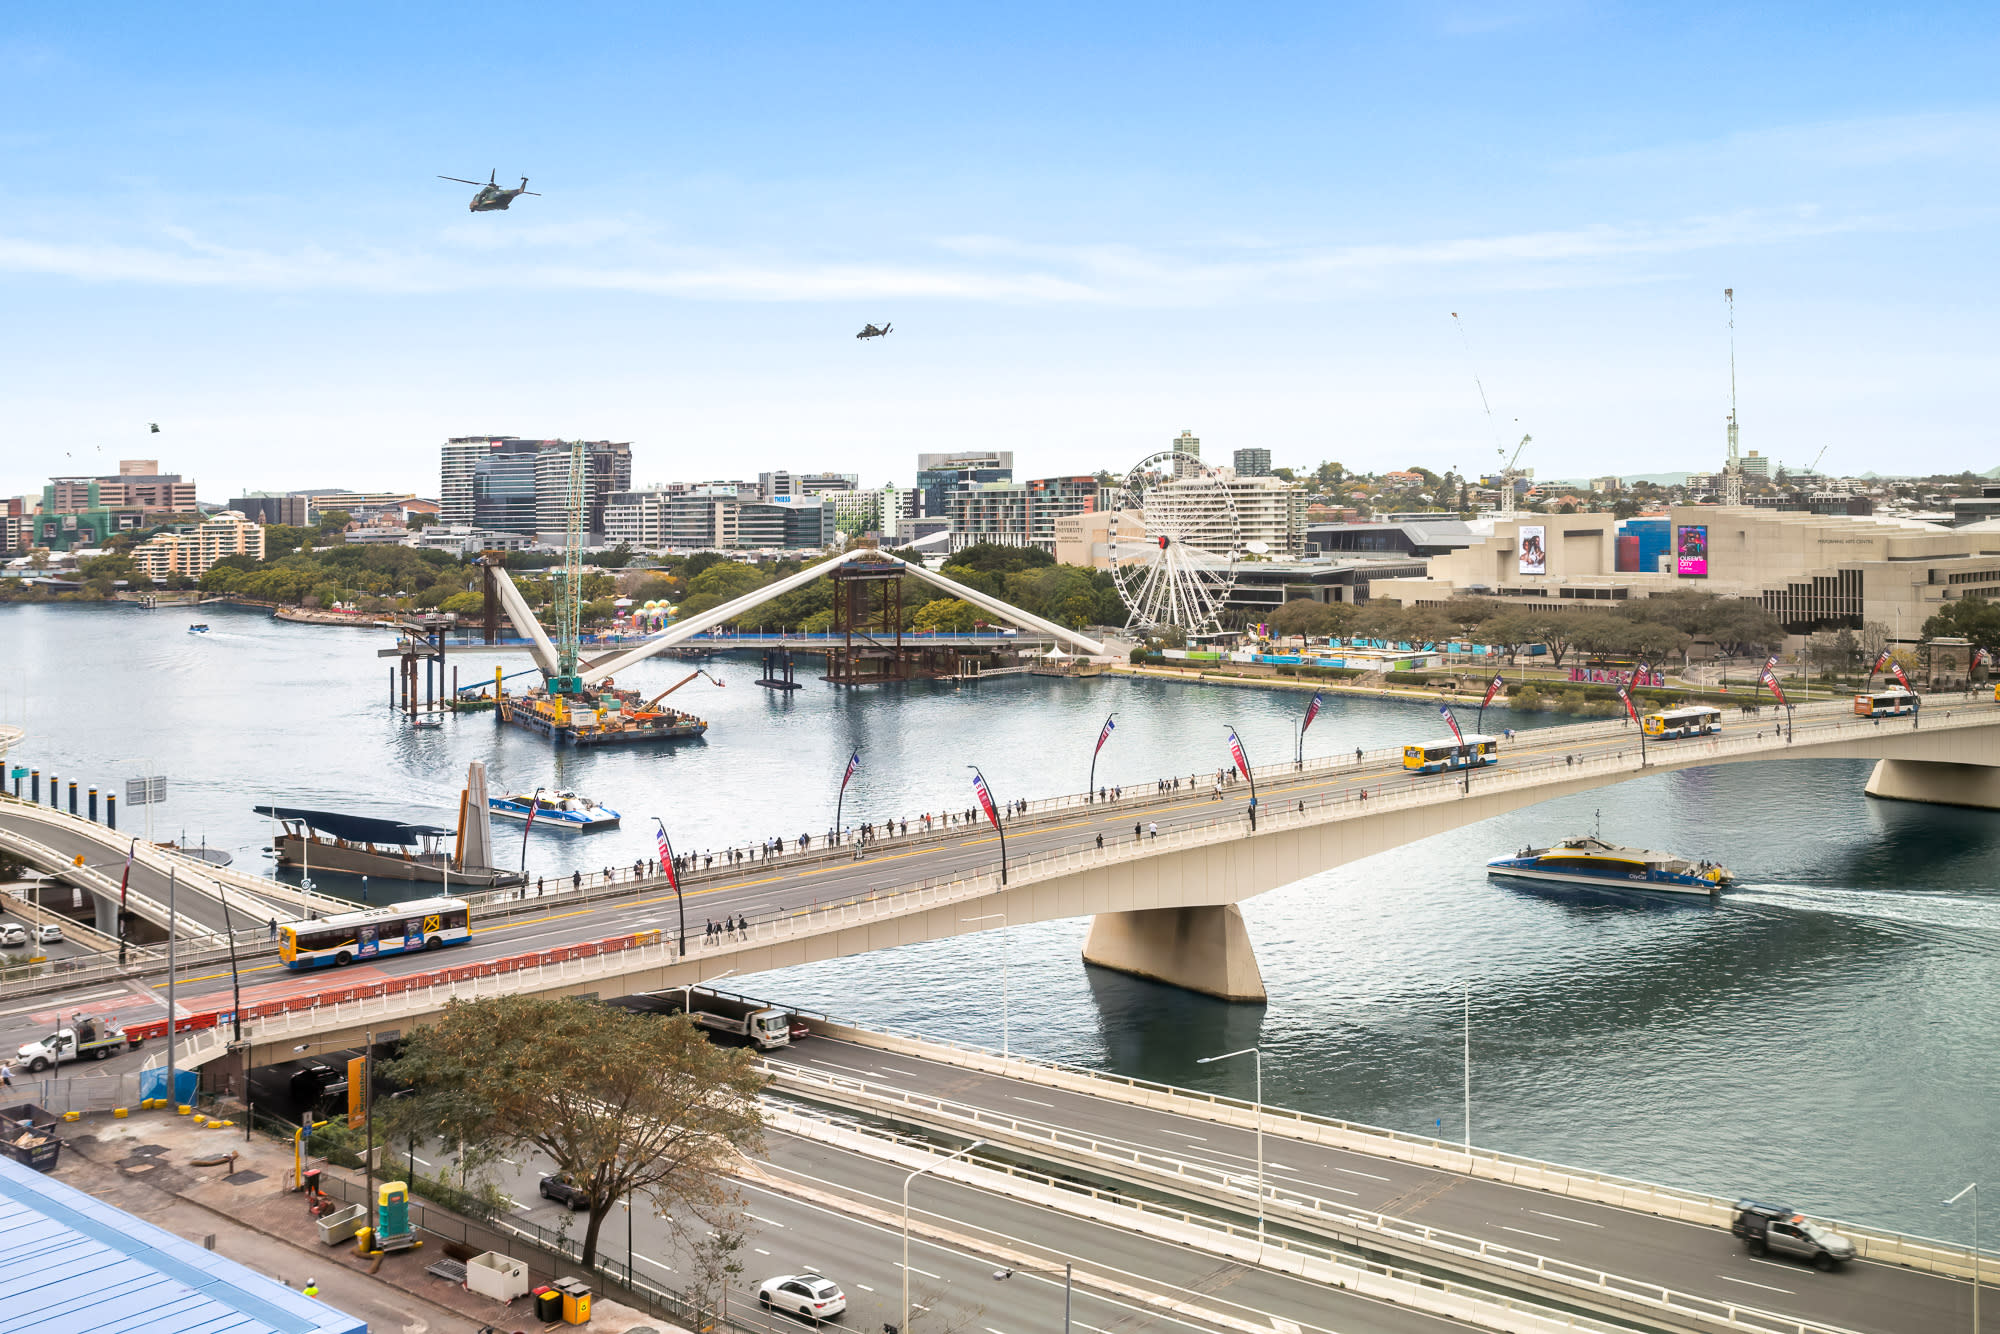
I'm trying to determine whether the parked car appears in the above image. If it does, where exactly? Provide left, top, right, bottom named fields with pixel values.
left=537, top=1172, right=590, bottom=1211
left=0, top=924, right=27, bottom=948
left=1731, top=1200, right=1856, bottom=1270
left=758, top=1274, right=847, bottom=1322
left=34, top=922, right=63, bottom=944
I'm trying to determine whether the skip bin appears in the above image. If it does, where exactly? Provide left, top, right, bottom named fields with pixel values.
left=316, top=1202, right=366, bottom=1245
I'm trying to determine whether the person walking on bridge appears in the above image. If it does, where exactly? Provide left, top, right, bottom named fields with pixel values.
left=267, top=918, right=277, bottom=942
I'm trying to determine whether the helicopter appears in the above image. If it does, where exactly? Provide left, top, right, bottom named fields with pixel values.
left=856, top=322, right=892, bottom=340
left=437, top=170, right=541, bottom=212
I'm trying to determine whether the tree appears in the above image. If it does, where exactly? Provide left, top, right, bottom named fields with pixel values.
left=676, top=561, right=770, bottom=620
left=382, top=995, right=765, bottom=1266
left=941, top=543, right=1053, bottom=576
left=1270, top=597, right=1351, bottom=638
left=913, top=597, right=978, bottom=632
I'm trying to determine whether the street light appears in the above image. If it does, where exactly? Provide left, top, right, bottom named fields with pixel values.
left=683, top=967, right=737, bottom=1017
left=1948, top=1182, right=1979, bottom=1334
left=961, top=913, right=1009, bottom=1057
left=1196, top=1047, right=1263, bottom=1241
left=902, top=1140, right=986, bottom=1334
left=1460, top=978, right=1472, bottom=1159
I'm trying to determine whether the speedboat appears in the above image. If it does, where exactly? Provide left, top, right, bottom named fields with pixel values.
left=489, top=789, right=621, bottom=831
left=1486, top=835, right=1731, bottom=897
left=188, top=623, right=209, bottom=633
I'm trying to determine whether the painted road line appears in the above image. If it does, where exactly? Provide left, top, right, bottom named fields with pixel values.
left=1013, top=1096, right=1055, bottom=1108
left=1335, top=1167, right=1391, bottom=1182
left=1500, top=1225, right=1561, bottom=1243
left=755, top=1247, right=772, bottom=1255
left=748, top=1213, right=787, bottom=1227
left=898, top=1264, right=943, bottom=1280
left=1158, top=1129, right=1207, bottom=1142
left=1717, top=1275, right=1795, bottom=1295
left=1531, top=1210, right=1602, bottom=1227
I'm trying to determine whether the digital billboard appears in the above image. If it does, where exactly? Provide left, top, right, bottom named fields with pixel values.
left=1675, top=524, right=1709, bottom=578
left=1517, top=524, right=1546, bottom=575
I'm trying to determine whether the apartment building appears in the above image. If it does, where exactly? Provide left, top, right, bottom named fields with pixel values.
left=130, top=512, right=266, bottom=580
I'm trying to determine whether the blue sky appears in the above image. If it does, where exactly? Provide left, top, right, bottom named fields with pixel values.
left=3, top=4, right=1995, bottom=500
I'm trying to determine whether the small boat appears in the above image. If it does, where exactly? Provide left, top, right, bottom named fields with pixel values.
left=489, top=789, right=621, bottom=831
left=188, top=623, right=209, bottom=633
left=1486, top=835, right=1731, bottom=897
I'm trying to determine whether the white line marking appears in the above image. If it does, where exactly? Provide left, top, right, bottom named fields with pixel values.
left=913, top=1302, right=931, bottom=1311
left=755, top=1247, right=771, bottom=1255
left=508, top=1200, right=532, bottom=1213
left=1531, top=1210, right=1601, bottom=1228
left=897, top=1264, right=942, bottom=1280
left=1501, top=1225, right=1561, bottom=1242
left=1718, top=1275, right=1794, bottom=1294
left=411, top=1156, right=431, bottom=1167
left=986, top=1326, right=1012, bottom=1334
left=1158, top=1129, right=1207, bottom=1142
left=1335, top=1166, right=1390, bottom=1181
left=748, top=1213, right=786, bottom=1227
left=1012, top=1096, right=1055, bottom=1108
left=855, top=1284, right=874, bottom=1293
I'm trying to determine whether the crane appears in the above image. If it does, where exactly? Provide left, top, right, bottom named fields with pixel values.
left=1723, top=288, right=1744, bottom=507
left=1497, top=434, right=1530, bottom=515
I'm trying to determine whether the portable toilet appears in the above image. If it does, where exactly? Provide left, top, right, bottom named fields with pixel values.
left=376, top=1180, right=411, bottom=1244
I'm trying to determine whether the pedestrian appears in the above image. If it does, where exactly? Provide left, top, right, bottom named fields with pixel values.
left=572, top=870, right=582, bottom=890
left=1134, top=822, right=1142, bottom=840
left=1356, top=746, right=1363, bottom=764
left=303, top=1278, right=320, bottom=1299
left=267, top=918, right=277, bottom=941
left=1149, top=822, right=1158, bottom=839
left=536, top=877, right=544, bottom=896
left=1095, top=833, right=1104, bottom=849
left=1, top=1061, right=12, bottom=1089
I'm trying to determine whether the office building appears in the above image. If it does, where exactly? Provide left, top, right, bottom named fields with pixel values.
left=1169, top=430, right=1202, bottom=478
left=758, top=470, right=860, bottom=500
left=1232, top=448, right=1272, bottom=478
left=440, top=435, right=514, bottom=525
left=31, top=480, right=145, bottom=552
left=1025, top=476, right=1101, bottom=550
left=48, top=461, right=198, bottom=515
left=228, top=493, right=312, bottom=526
left=129, top=511, right=266, bottom=580
left=1740, top=450, right=1770, bottom=481
left=739, top=497, right=838, bottom=550
left=441, top=437, right=632, bottom=542
left=916, top=451, right=1013, bottom=519
left=1306, top=519, right=1476, bottom=559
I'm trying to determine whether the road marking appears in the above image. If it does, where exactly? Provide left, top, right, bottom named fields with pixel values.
left=1158, top=1129, right=1206, bottom=1142
left=855, top=1284, right=874, bottom=1293
left=508, top=1199, right=532, bottom=1213
left=912, top=1302, right=931, bottom=1311
left=986, top=1326, right=1012, bottom=1334
left=1012, top=1096, right=1055, bottom=1108
left=748, top=1213, right=786, bottom=1227
left=1501, top=1225, right=1561, bottom=1242
left=411, top=1155, right=431, bottom=1167
left=755, top=1247, right=771, bottom=1256
left=1530, top=1210, right=1600, bottom=1227
left=499, top=1156, right=520, bottom=1166
left=1718, top=1274, right=1794, bottom=1294
left=636, top=1254, right=671, bottom=1271
left=897, top=1264, right=942, bottom=1280
left=1335, top=1167, right=1390, bottom=1181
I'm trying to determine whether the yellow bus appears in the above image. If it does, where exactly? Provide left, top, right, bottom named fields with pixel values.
left=1403, top=736, right=1499, bottom=774
left=278, top=896, right=472, bottom=969
left=1642, top=706, right=1723, bottom=739
left=1853, top=689, right=1917, bottom=717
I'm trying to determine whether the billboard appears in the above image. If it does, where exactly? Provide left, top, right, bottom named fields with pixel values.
left=1675, top=524, right=1709, bottom=578
left=1517, top=525, right=1547, bottom=575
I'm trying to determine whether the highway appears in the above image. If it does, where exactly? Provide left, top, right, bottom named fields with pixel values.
left=459, top=1122, right=1501, bottom=1334
left=764, top=1036, right=1973, bottom=1334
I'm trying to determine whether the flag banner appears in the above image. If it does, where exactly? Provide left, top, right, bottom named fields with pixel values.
left=1094, top=716, right=1116, bottom=755
left=1871, top=649, right=1893, bottom=677
left=119, top=838, right=134, bottom=909
left=840, top=750, right=861, bottom=794
left=522, top=794, right=539, bottom=839
left=1302, top=692, right=1324, bottom=734
left=1481, top=675, right=1504, bottom=708
left=1760, top=668, right=1788, bottom=707
left=1976, top=647, right=1992, bottom=669
left=1765, top=654, right=1780, bottom=674
left=1228, top=729, right=1252, bottom=781
left=1438, top=702, right=1464, bottom=743
left=1891, top=661, right=1912, bottom=692
left=1618, top=684, right=1640, bottom=724
left=972, top=770, right=1003, bottom=830
left=654, top=821, right=678, bottom=891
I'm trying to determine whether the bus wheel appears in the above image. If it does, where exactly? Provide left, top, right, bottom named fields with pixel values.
left=424, top=936, right=441, bottom=951
left=335, top=951, right=353, bottom=967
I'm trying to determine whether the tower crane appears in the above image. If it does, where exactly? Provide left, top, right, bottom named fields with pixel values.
left=549, top=438, right=588, bottom=696
left=1497, top=434, right=1530, bottom=515
left=1723, top=288, right=1745, bottom=507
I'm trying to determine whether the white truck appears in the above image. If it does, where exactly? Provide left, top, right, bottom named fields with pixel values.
left=680, top=990, right=793, bottom=1051
left=16, top=1016, right=142, bottom=1073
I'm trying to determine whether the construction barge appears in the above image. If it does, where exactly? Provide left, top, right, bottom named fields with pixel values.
left=497, top=685, right=709, bottom=747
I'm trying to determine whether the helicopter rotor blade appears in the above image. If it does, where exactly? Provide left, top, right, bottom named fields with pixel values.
left=438, top=176, right=485, bottom=186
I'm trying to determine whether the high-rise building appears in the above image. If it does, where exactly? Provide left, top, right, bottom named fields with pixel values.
left=916, top=451, right=1013, bottom=519
left=129, top=511, right=266, bottom=580
left=49, top=463, right=197, bottom=514
left=948, top=480, right=1030, bottom=549
left=1232, top=448, right=1272, bottom=478
left=228, top=494, right=312, bottom=526
left=1025, top=476, right=1101, bottom=551
left=1143, top=470, right=1307, bottom=557
left=758, top=471, right=859, bottom=500
left=1741, top=450, right=1770, bottom=481
left=440, top=436, right=515, bottom=526
left=1170, top=430, right=1202, bottom=478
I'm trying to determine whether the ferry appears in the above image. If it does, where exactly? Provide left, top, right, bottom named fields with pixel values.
left=1486, top=835, right=1732, bottom=897
left=187, top=623, right=209, bottom=634
left=489, top=789, right=621, bottom=831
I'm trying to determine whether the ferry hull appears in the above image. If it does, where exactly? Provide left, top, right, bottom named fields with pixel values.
left=272, top=834, right=524, bottom=888
left=489, top=804, right=620, bottom=831
left=1485, top=865, right=1719, bottom=897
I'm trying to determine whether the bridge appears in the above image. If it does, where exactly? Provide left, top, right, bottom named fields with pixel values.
left=36, top=693, right=1984, bottom=1080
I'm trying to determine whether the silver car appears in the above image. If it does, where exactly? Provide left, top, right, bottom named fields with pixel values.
left=1732, top=1200, right=1857, bottom=1270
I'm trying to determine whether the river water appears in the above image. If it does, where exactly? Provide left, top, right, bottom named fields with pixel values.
left=5, top=603, right=1997, bottom=1240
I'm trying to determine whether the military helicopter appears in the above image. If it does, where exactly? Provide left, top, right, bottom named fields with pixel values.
left=437, top=170, right=541, bottom=212
left=856, top=322, right=892, bottom=340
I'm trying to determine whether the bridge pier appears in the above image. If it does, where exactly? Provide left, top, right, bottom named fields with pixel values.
left=1864, top=758, right=2000, bottom=810
left=1081, top=905, right=1266, bottom=1003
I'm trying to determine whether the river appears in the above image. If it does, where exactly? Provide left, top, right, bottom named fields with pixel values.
left=4, top=602, right=1996, bottom=1241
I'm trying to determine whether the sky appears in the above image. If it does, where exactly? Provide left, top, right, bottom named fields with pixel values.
left=3, top=3, right=1997, bottom=501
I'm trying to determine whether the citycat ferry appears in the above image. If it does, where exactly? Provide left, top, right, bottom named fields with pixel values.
left=1486, top=836, right=1732, bottom=897
left=1642, top=706, right=1722, bottom=739
left=489, top=789, right=621, bottom=831
left=1854, top=688, right=1918, bottom=717
left=1403, top=736, right=1499, bottom=774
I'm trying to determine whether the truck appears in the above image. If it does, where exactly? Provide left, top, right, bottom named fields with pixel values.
left=1731, top=1200, right=1856, bottom=1270
left=16, top=1017, right=143, bottom=1073
left=677, top=989, right=793, bottom=1051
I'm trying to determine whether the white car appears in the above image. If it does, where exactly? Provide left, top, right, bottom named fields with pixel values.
left=0, top=924, right=26, bottom=948
left=758, top=1274, right=846, bottom=1323
left=35, top=922, right=63, bottom=944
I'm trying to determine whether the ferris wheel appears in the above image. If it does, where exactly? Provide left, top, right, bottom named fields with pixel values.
left=1107, top=451, right=1241, bottom=635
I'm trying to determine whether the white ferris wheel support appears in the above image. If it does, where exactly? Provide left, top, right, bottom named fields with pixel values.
left=1109, top=450, right=1240, bottom=635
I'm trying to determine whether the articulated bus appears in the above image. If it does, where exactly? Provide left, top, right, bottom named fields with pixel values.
left=1854, top=689, right=1918, bottom=718
left=277, top=896, right=472, bottom=969
left=1642, top=706, right=1723, bottom=739
left=1403, top=736, right=1499, bottom=774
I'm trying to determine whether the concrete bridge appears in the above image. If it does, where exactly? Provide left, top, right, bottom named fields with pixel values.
left=123, top=695, right=1999, bottom=1078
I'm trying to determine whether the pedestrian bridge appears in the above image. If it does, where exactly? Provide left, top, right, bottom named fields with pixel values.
left=161, top=696, right=2000, bottom=1075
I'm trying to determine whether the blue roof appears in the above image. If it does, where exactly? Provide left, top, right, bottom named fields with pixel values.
left=0, top=1154, right=366, bottom=1334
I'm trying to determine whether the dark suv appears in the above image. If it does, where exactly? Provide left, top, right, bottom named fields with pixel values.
left=539, top=1172, right=590, bottom=1211
left=1732, top=1200, right=1856, bottom=1271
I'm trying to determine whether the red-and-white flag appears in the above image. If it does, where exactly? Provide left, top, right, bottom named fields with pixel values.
left=972, top=770, right=1003, bottom=830
left=840, top=751, right=861, bottom=793
left=1302, top=692, right=1324, bottom=735
left=1228, top=729, right=1253, bottom=781
left=653, top=819, right=678, bottom=891
left=1891, top=660, right=1913, bottom=692
left=1618, top=683, right=1640, bottom=724
left=1438, top=702, right=1464, bottom=743
left=1871, top=649, right=1893, bottom=678
left=1976, top=647, right=1993, bottom=670
left=1480, top=675, right=1504, bottom=708
left=1760, top=668, right=1789, bottom=707
left=1094, top=716, right=1117, bottom=755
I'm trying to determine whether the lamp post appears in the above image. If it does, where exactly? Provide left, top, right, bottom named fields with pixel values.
left=961, top=913, right=1009, bottom=1057
left=1196, top=1047, right=1263, bottom=1241
left=1948, top=1182, right=1979, bottom=1334
left=683, top=967, right=737, bottom=1017
left=1088, top=712, right=1118, bottom=800
left=903, top=1140, right=986, bottom=1334
left=1461, top=978, right=1472, bottom=1158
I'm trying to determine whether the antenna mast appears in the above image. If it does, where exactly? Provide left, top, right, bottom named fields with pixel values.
left=1723, top=288, right=1744, bottom=507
